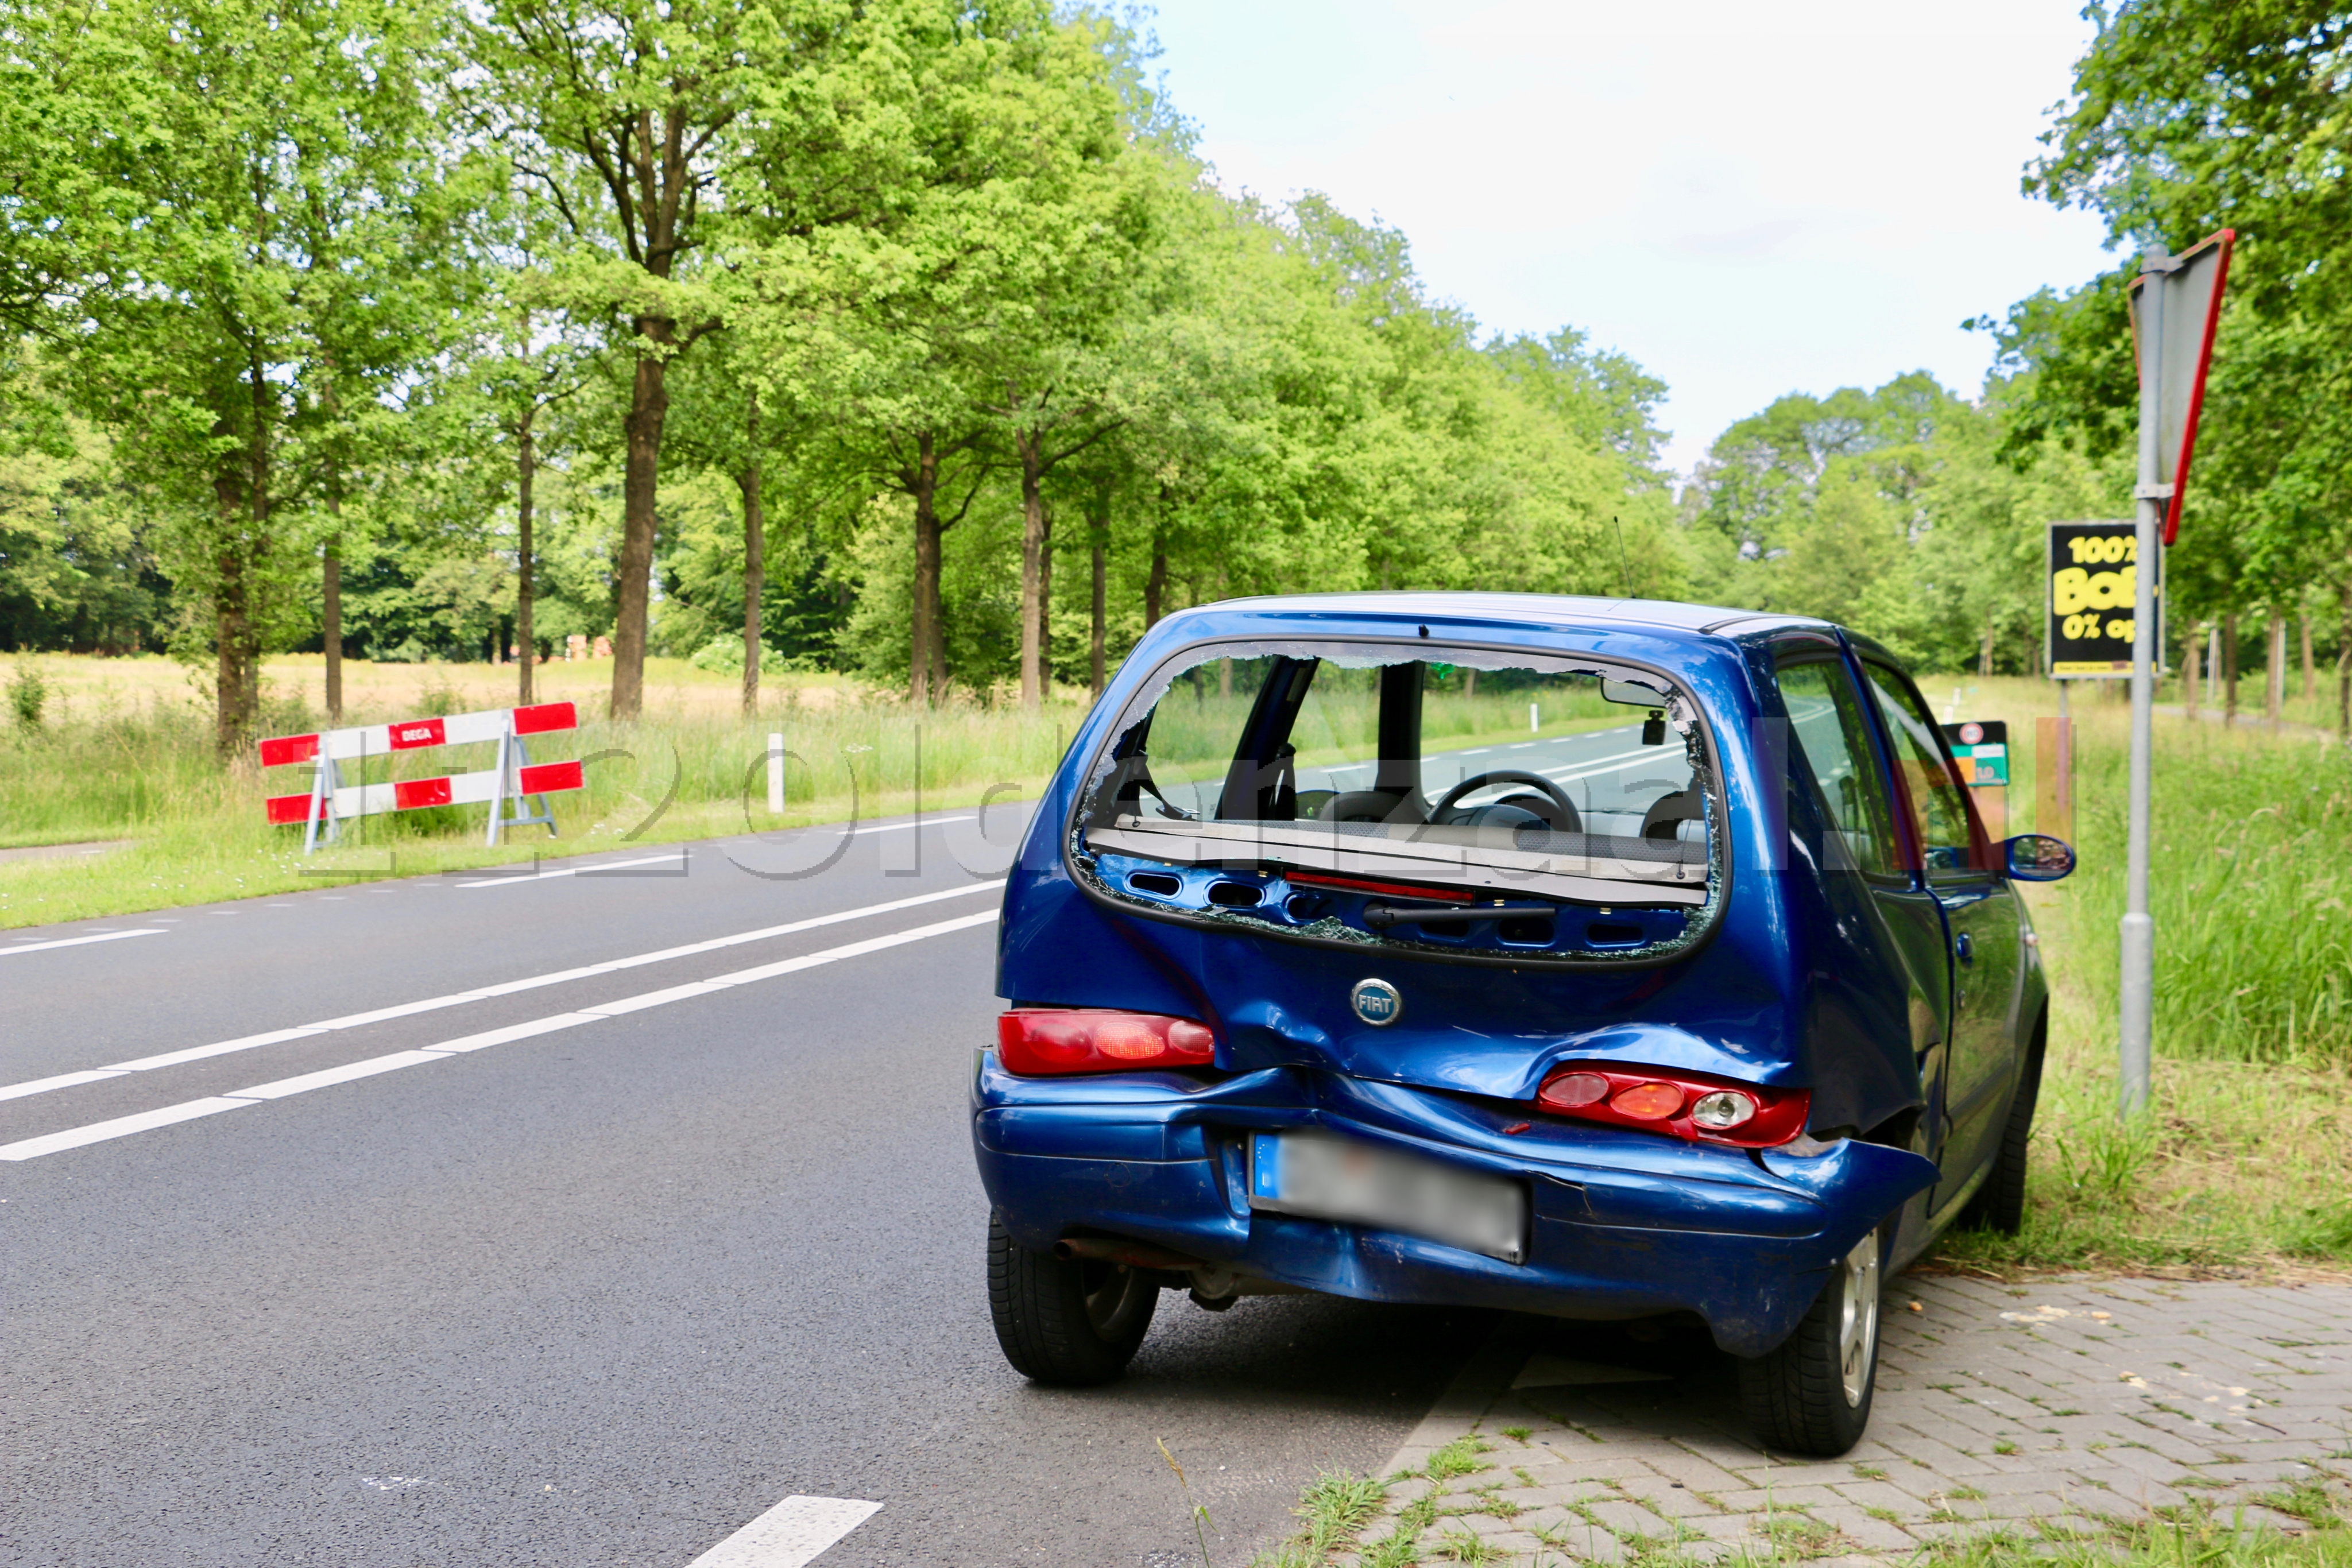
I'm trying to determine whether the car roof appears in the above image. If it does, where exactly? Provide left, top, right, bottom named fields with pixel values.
left=1178, top=591, right=1836, bottom=642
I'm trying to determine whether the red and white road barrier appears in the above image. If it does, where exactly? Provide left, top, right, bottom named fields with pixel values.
left=259, top=702, right=586, bottom=851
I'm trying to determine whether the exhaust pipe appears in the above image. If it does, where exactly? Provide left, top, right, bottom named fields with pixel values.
left=1052, top=1235, right=1206, bottom=1272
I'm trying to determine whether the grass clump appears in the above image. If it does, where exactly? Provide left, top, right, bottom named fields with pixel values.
left=1249, top=1472, right=1389, bottom=1567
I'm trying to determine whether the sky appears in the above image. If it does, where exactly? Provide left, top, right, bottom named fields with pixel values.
left=1144, top=0, right=2123, bottom=476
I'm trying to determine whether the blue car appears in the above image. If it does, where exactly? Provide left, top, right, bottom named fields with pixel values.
left=973, top=594, right=2074, bottom=1455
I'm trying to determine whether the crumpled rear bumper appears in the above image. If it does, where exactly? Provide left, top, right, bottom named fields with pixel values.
left=971, top=1052, right=1937, bottom=1358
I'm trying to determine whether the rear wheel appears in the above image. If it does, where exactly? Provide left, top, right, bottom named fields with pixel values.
left=987, top=1215, right=1158, bottom=1385
left=1739, top=1225, right=1885, bottom=1456
left=1959, top=1039, right=2043, bottom=1236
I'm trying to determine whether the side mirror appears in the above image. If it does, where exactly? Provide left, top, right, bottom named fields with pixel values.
left=2003, top=833, right=2075, bottom=882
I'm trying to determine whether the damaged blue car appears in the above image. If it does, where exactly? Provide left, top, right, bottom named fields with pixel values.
left=973, top=593, right=2075, bottom=1454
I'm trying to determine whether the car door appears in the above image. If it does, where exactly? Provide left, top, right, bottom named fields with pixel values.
left=1771, top=649, right=1952, bottom=1183
left=1855, top=658, right=2023, bottom=1214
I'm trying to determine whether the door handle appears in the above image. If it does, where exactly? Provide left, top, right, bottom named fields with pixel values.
left=1953, top=932, right=1974, bottom=965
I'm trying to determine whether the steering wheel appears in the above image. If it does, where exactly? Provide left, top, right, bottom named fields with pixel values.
left=1430, top=769, right=1582, bottom=835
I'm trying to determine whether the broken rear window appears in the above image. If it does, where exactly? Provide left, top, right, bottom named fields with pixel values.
left=1068, top=640, right=1723, bottom=964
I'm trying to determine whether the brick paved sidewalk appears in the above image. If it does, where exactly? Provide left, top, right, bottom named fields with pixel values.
left=1343, top=1275, right=2352, bottom=1564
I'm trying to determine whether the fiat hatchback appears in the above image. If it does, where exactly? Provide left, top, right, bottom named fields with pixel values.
left=972, top=593, right=2071, bottom=1455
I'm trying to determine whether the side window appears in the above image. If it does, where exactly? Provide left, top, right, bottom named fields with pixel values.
left=1860, top=663, right=1980, bottom=876
left=1773, top=658, right=1897, bottom=877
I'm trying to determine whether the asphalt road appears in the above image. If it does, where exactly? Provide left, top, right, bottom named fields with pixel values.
left=2, top=810, right=1494, bottom=1567
left=1305, top=719, right=1695, bottom=821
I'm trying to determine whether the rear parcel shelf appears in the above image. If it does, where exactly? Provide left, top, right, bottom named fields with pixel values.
left=1083, top=814, right=1708, bottom=908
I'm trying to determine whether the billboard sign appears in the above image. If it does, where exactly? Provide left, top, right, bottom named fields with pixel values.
left=2049, top=519, right=2162, bottom=679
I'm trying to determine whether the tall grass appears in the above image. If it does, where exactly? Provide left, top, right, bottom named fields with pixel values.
left=2057, top=707, right=2352, bottom=1065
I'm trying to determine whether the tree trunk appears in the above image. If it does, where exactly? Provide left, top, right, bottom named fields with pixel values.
left=2300, top=610, right=2315, bottom=702
left=517, top=402, right=535, bottom=707
left=212, top=454, right=250, bottom=762
left=1086, top=476, right=1109, bottom=696
left=1979, top=627, right=1993, bottom=678
left=1037, top=501, right=1053, bottom=700
left=611, top=339, right=672, bottom=721
left=1144, top=538, right=1167, bottom=629
left=2183, top=620, right=2200, bottom=721
left=322, top=539, right=342, bottom=723
left=2339, top=580, right=2351, bottom=746
left=910, top=432, right=942, bottom=706
left=2223, top=611, right=2239, bottom=725
left=2267, top=610, right=2285, bottom=723
left=1017, top=427, right=1047, bottom=708
left=319, top=369, right=344, bottom=723
left=738, top=396, right=764, bottom=719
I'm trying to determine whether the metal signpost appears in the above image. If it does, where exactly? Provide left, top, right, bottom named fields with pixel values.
left=2114, top=231, right=2234, bottom=1116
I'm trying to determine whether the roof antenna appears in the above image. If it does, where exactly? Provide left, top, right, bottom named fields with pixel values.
left=1612, top=515, right=1633, bottom=598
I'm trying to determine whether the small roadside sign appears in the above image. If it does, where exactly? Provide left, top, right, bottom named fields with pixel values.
left=1940, top=720, right=2009, bottom=786
left=2048, top=519, right=2163, bottom=679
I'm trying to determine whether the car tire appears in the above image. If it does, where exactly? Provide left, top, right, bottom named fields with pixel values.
left=1959, top=1035, right=2043, bottom=1237
left=987, top=1214, right=1158, bottom=1385
left=1738, top=1222, right=1887, bottom=1457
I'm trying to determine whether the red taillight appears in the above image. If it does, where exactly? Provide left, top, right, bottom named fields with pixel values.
left=1534, top=1062, right=1809, bottom=1148
left=996, top=1009, right=1217, bottom=1076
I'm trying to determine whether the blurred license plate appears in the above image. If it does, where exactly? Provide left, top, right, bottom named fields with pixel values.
left=1248, top=1132, right=1526, bottom=1264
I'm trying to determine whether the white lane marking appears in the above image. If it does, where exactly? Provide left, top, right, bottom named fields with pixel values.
left=0, top=928, right=167, bottom=957
left=0, top=909, right=999, bottom=1161
left=687, top=1496, right=882, bottom=1568
left=0, top=1097, right=257, bottom=1160
left=455, top=850, right=686, bottom=888
left=229, top=1050, right=452, bottom=1101
left=110, top=1026, right=327, bottom=1074
left=0, top=882, right=1004, bottom=1101
left=0, top=1069, right=130, bottom=1104
left=430, top=1013, right=601, bottom=1054
left=1532, top=745, right=1657, bottom=781
left=849, top=814, right=974, bottom=834
left=1546, top=755, right=1687, bottom=788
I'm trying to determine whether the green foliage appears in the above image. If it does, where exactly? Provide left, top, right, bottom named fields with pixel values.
left=2064, top=715, right=2352, bottom=1064
left=7, top=661, right=47, bottom=730
left=1680, top=372, right=2127, bottom=672
left=2017, top=0, right=2352, bottom=660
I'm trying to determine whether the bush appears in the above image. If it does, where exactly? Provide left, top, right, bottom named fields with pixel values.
left=688, top=636, right=784, bottom=676
left=8, top=663, right=48, bottom=731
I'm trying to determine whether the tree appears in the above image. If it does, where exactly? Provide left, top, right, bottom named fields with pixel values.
left=18, top=0, right=466, bottom=754
left=469, top=0, right=846, bottom=718
left=732, top=0, right=1127, bottom=703
left=2028, top=0, right=2352, bottom=735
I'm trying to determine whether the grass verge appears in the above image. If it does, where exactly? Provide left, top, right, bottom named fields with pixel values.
left=0, top=655, right=1092, bottom=928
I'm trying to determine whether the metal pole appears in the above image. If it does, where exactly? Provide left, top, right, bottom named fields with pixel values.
left=2119, top=244, right=2168, bottom=1118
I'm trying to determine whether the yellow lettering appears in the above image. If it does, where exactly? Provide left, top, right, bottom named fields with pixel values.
left=2053, top=567, right=2092, bottom=614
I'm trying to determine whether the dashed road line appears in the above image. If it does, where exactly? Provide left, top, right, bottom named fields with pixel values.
left=685, top=1495, right=882, bottom=1567
left=0, top=928, right=168, bottom=957
left=454, top=850, right=689, bottom=887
